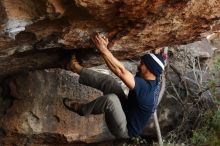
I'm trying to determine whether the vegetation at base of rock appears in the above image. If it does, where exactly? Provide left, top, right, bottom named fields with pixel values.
left=117, top=136, right=149, bottom=146
left=130, top=137, right=148, bottom=146
left=163, top=48, right=220, bottom=145
left=191, top=109, right=220, bottom=146
left=213, top=55, right=220, bottom=71
left=209, top=54, right=220, bottom=100
left=189, top=53, right=220, bottom=145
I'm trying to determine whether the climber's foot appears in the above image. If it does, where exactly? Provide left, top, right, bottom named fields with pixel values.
left=63, top=98, right=83, bottom=116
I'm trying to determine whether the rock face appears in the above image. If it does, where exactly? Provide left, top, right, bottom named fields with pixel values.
left=0, top=0, right=220, bottom=77
left=0, top=65, right=182, bottom=145
left=1, top=69, right=113, bottom=145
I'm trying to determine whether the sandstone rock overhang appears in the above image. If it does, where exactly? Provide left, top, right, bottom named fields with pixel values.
left=0, top=0, right=220, bottom=77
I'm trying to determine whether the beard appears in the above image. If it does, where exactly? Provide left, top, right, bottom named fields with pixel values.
left=135, top=72, right=141, bottom=77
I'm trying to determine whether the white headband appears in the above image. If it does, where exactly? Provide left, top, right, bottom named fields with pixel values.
left=149, top=53, right=165, bottom=70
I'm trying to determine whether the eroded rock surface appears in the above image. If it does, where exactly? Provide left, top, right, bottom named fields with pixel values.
left=1, top=69, right=114, bottom=145
left=0, top=0, right=220, bottom=77
left=0, top=65, right=182, bottom=145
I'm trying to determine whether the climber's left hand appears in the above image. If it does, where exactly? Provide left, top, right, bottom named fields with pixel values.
left=92, top=33, right=109, bottom=53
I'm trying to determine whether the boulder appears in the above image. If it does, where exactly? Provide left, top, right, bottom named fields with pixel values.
left=1, top=69, right=113, bottom=145
left=0, top=0, right=220, bottom=77
left=0, top=62, right=183, bottom=145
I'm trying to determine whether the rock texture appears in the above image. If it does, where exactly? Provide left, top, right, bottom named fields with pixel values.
left=0, top=65, right=182, bottom=145
left=1, top=69, right=114, bottom=145
left=0, top=0, right=220, bottom=77
left=207, top=32, right=220, bottom=51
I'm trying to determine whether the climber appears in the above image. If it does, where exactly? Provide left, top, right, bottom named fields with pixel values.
left=63, top=33, right=165, bottom=138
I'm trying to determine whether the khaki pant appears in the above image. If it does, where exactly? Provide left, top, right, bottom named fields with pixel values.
left=78, top=68, right=129, bottom=138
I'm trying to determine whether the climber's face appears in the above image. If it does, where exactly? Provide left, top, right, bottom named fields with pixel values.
left=137, top=60, right=149, bottom=77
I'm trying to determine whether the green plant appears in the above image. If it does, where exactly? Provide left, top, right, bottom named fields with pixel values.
left=119, top=137, right=149, bottom=146
left=213, top=55, right=220, bottom=71
left=131, top=137, right=148, bottom=145
left=191, top=109, right=220, bottom=146
left=191, top=129, right=209, bottom=145
left=210, top=109, right=220, bottom=132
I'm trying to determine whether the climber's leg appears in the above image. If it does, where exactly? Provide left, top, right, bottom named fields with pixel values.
left=81, top=93, right=129, bottom=138
left=79, top=68, right=127, bottom=104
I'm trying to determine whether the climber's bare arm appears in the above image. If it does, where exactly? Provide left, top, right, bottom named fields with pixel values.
left=92, top=34, right=135, bottom=89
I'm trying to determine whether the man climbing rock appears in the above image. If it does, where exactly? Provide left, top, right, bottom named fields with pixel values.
left=63, top=33, right=165, bottom=138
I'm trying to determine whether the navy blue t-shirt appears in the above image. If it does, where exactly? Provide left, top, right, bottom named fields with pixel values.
left=123, top=75, right=159, bottom=137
